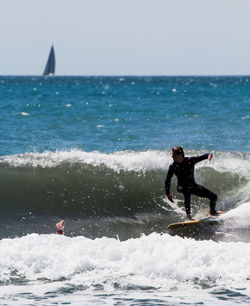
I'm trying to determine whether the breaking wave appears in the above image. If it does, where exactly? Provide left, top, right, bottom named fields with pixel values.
left=0, top=149, right=249, bottom=217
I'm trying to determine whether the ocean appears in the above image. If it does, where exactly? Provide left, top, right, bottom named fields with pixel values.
left=0, top=76, right=249, bottom=305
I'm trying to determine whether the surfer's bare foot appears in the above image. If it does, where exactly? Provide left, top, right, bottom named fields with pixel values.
left=186, top=214, right=194, bottom=220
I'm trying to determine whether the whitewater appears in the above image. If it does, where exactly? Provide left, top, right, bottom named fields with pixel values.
left=0, top=228, right=250, bottom=305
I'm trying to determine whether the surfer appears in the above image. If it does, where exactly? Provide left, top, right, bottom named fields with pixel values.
left=55, top=220, right=65, bottom=235
left=165, top=146, right=218, bottom=220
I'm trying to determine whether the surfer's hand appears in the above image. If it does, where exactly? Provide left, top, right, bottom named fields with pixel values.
left=167, top=193, right=174, bottom=203
left=208, top=153, right=213, bottom=161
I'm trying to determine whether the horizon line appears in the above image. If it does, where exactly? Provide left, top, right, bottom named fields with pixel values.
left=1, top=74, right=250, bottom=77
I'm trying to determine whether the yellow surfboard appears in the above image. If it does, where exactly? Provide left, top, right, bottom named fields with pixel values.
left=168, top=219, right=201, bottom=230
left=168, top=211, right=227, bottom=230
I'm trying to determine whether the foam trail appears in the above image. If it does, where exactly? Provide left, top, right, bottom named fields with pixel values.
left=160, top=196, right=186, bottom=215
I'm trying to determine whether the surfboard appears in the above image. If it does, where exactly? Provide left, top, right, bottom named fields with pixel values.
left=168, top=219, right=201, bottom=230
left=168, top=214, right=224, bottom=230
left=168, top=210, right=227, bottom=230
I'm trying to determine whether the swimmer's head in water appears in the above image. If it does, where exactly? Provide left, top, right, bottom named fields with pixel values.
left=56, top=220, right=65, bottom=234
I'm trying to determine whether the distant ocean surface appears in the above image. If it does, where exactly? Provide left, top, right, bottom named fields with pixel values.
left=0, top=76, right=249, bottom=305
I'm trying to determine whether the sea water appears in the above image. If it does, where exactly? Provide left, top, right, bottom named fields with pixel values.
left=0, top=76, right=249, bottom=305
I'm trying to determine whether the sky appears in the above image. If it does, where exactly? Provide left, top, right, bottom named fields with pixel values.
left=1, top=0, right=250, bottom=76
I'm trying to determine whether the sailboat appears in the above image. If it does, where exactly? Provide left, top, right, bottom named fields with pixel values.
left=43, top=45, right=55, bottom=76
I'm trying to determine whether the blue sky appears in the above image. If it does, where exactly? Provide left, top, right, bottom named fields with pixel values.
left=1, top=0, right=250, bottom=75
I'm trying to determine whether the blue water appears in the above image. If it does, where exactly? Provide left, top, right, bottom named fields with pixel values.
left=0, top=76, right=249, bottom=155
left=0, top=76, right=250, bottom=305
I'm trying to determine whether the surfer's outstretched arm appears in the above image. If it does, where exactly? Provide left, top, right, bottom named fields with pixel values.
left=191, top=153, right=213, bottom=164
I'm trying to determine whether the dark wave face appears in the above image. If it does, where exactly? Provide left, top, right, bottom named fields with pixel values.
left=0, top=162, right=165, bottom=216
left=0, top=150, right=249, bottom=240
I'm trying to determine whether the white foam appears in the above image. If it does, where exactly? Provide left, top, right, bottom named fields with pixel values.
left=0, top=150, right=249, bottom=180
left=161, top=196, right=186, bottom=216
left=15, top=112, right=30, bottom=116
left=0, top=232, right=249, bottom=291
left=210, top=151, right=250, bottom=179
left=0, top=150, right=171, bottom=172
left=219, top=201, right=250, bottom=228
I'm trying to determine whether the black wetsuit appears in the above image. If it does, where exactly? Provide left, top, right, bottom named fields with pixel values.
left=165, top=153, right=217, bottom=215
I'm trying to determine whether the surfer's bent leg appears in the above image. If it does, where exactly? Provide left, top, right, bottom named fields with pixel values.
left=192, top=184, right=217, bottom=214
left=177, top=186, right=191, bottom=215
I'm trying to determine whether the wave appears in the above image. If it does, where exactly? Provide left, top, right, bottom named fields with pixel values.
left=0, top=150, right=249, bottom=217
